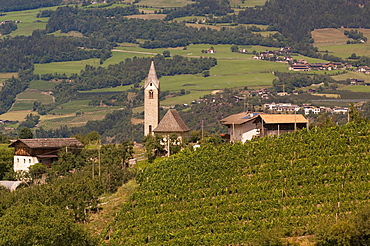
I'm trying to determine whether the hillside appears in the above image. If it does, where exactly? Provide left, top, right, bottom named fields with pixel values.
left=106, top=122, right=370, bottom=245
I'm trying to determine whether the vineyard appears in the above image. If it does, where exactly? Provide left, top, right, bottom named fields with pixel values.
left=106, top=122, right=370, bottom=245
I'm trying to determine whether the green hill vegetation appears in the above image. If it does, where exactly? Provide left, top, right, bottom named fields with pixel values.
left=105, top=122, right=370, bottom=245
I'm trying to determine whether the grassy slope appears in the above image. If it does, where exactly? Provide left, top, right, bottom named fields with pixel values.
left=0, top=7, right=57, bottom=37
left=106, top=123, right=370, bottom=245
left=312, top=28, right=370, bottom=58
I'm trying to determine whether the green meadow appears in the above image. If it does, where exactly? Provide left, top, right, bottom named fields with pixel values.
left=102, top=51, right=153, bottom=67
left=34, top=58, right=101, bottom=75
left=78, top=85, right=132, bottom=94
left=16, top=90, right=53, bottom=103
left=229, top=0, right=267, bottom=8
left=340, top=85, right=370, bottom=93
left=50, top=100, right=122, bottom=115
left=313, top=28, right=370, bottom=58
left=161, top=90, right=217, bottom=106
left=318, top=43, right=370, bottom=59
left=6, top=88, right=54, bottom=117
left=38, top=110, right=112, bottom=129
left=332, top=71, right=370, bottom=81
left=29, top=80, right=58, bottom=91
left=0, top=7, right=57, bottom=36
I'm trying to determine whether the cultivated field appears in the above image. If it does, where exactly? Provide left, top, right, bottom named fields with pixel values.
left=134, top=0, right=192, bottom=7
left=0, top=7, right=57, bottom=37
left=229, top=0, right=267, bottom=7
left=126, top=14, right=166, bottom=20
left=312, top=28, right=370, bottom=58
left=332, top=70, right=369, bottom=80
left=29, top=80, right=59, bottom=91
left=38, top=110, right=116, bottom=129
left=34, top=58, right=101, bottom=75
left=340, top=85, right=370, bottom=93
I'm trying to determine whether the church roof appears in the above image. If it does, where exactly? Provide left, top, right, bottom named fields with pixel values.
left=144, top=60, right=160, bottom=89
left=153, top=109, right=190, bottom=133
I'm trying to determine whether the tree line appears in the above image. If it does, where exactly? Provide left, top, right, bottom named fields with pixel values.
left=272, top=72, right=336, bottom=93
left=0, top=21, right=17, bottom=35
left=0, top=69, right=36, bottom=114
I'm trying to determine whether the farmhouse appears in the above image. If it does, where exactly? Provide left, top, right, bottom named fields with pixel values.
left=221, top=113, right=308, bottom=143
left=9, top=138, right=84, bottom=172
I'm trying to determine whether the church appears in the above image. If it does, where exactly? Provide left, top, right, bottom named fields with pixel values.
left=144, top=61, right=190, bottom=140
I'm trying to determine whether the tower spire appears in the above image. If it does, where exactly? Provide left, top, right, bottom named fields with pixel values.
left=144, top=60, right=160, bottom=89
left=144, top=60, right=160, bottom=136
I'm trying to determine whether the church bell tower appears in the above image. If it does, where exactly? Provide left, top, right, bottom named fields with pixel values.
left=144, top=60, right=160, bottom=136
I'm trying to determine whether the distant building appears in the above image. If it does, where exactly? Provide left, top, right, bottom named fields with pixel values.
left=264, top=103, right=300, bottom=112
left=9, top=138, right=84, bottom=172
left=221, top=113, right=308, bottom=143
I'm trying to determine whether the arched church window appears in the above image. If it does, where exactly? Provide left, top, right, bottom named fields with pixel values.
left=149, top=125, right=152, bottom=134
left=150, top=83, right=153, bottom=86
left=149, top=90, right=154, bottom=99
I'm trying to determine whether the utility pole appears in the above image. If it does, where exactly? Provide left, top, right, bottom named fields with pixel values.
left=201, top=120, right=204, bottom=139
left=98, top=147, right=101, bottom=177
left=167, top=135, right=170, bottom=157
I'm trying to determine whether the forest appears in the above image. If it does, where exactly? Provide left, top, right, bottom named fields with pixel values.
left=0, top=139, right=135, bottom=244
left=46, top=6, right=284, bottom=49
left=0, top=69, right=36, bottom=114
left=0, top=21, right=17, bottom=35
left=0, top=30, right=112, bottom=72
left=163, top=0, right=233, bottom=21
left=0, top=0, right=61, bottom=12
left=272, top=73, right=336, bottom=93
left=237, top=0, right=370, bottom=59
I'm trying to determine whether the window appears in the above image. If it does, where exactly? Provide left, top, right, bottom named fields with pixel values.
left=29, top=159, right=31, bottom=163
left=150, top=83, right=153, bottom=86
left=24, top=159, right=26, bottom=163
left=149, top=90, right=154, bottom=99
left=17, top=158, right=19, bottom=163
left=149, top=125, right=152, bottom=134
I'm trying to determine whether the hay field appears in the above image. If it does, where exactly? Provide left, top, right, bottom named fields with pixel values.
left=312, top=28, right=370, bottom=58
left=0, top=73, right=18, bottom=79
left=0, top=110, right=33, bottom=121
left=230, top=0, right=267, bottom=7
left=135, top=0, right=192, bottom=7
left=312, top=28, right=350, bottom=47
left=126, top=14, right=166, bottom=20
